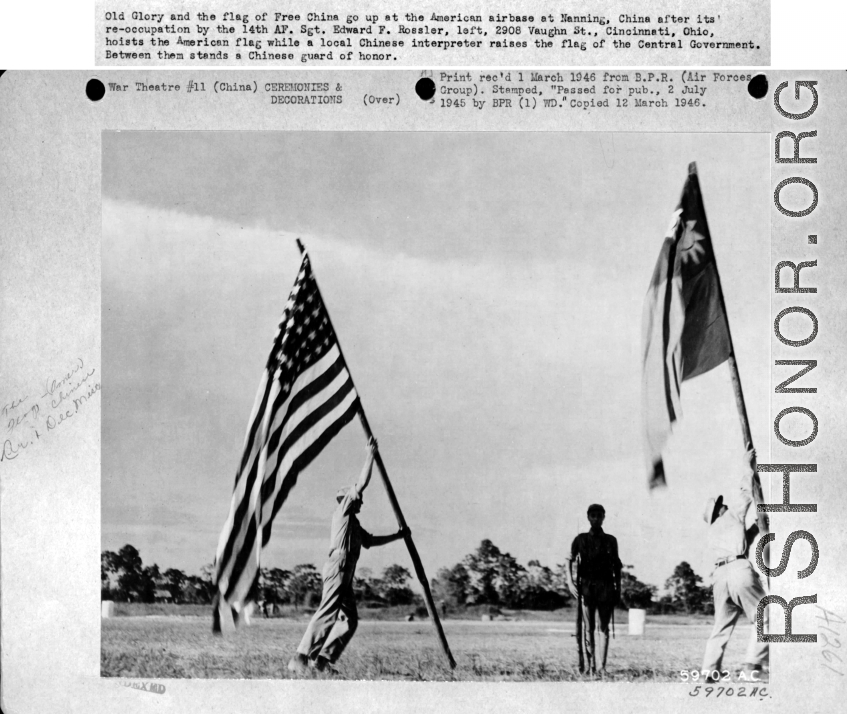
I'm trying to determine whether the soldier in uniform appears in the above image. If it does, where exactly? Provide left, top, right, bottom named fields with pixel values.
left=565, top=504, right=622, bottom=675
left=288, top=437, right=408, bottom=674
left=701, top=449, right=769, bottom=682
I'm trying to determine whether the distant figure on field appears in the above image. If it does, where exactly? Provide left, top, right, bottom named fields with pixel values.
left=287, top=437, right=408, bottom=675
left=566, top=504, right=622, bottom=675
left=701, top=449, right=769, bottom=682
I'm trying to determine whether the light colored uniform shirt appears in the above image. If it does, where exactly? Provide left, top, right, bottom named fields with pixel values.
left=707, top=464, right=757, bottom=576
left=328, top=487, right=373, bottom=566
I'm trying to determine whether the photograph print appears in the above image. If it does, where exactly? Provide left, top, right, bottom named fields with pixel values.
left=101, top=130, right=772, bottom=682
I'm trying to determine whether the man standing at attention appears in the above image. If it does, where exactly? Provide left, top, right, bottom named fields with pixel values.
left=566, top=504, right=622, bottom=675
left=288, top=437, right=408, bottom=675
left=701, top=449, right=769, bottom=682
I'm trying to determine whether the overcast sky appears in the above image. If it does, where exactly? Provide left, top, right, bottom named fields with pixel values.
left=102, top=131, right=772, bottom=589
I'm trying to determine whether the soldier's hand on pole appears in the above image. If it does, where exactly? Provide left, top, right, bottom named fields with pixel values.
left=368, top=435, right=378, bottom=452
left=746, top=447, right=757, bottom=473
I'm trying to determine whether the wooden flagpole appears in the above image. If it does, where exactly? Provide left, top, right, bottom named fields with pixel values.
left=354, top=410, right=457, bottom=669
left=297, top=240, right=457, bottom=669
left=689, top=163, right=768, bottom=536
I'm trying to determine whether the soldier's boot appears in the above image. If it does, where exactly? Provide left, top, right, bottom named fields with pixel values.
left=313, top=657, right=338, bottom=675
left=738, top=663, right=767, bottom=683
left=287, top=653, right=311, bottom=675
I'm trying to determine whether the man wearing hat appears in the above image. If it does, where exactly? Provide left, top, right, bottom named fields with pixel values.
left=565, top=503, right=622, bottom=675
left=701, top=448, right=769, bottom=681
left=288, top=437, right=408, bottom=674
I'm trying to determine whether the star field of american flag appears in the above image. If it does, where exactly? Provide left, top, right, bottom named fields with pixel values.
left=268, top=255, right=337, bottom=396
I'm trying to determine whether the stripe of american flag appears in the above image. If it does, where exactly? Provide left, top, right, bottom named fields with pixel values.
left=214, top=254, right=360, bottom=609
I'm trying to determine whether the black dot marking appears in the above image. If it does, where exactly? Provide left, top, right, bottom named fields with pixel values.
left=86, top=78, right=106, bottom=102
left=748, top=74, right=768, bottom=100
left=415, top=78, right=435, bottom=101
left=808, top=235, right=817, bottom=244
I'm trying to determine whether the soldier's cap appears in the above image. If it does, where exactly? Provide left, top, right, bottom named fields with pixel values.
left=704, top=495, right=724, bottom=524
left=587, top=503, right=605, bottom=515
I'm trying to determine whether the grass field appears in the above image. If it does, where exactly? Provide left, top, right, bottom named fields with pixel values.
left=101, top=610, right=758, bottom=681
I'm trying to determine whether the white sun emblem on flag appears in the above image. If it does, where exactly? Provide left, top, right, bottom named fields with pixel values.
left=678, top=219, right=707, bottom=265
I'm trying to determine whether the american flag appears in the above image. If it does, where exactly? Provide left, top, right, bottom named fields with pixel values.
left=213, top=251, right=360, bottom=612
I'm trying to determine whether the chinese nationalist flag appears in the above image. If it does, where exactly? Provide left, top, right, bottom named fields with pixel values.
left=641, top=163, right=732, bottom=487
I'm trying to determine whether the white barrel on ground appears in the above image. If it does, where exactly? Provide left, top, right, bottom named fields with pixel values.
left=628, top=608, right=646, bottom=635
left=101, top=600, right=115, bottom=618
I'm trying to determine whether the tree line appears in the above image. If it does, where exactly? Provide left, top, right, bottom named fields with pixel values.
left=430, top=540, right=714, bottom=614
left=429, top=539, right=653, bottom=611
left=102, top=540, right=715, bottom=615
left=101, top=544, right=417, bottom=609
